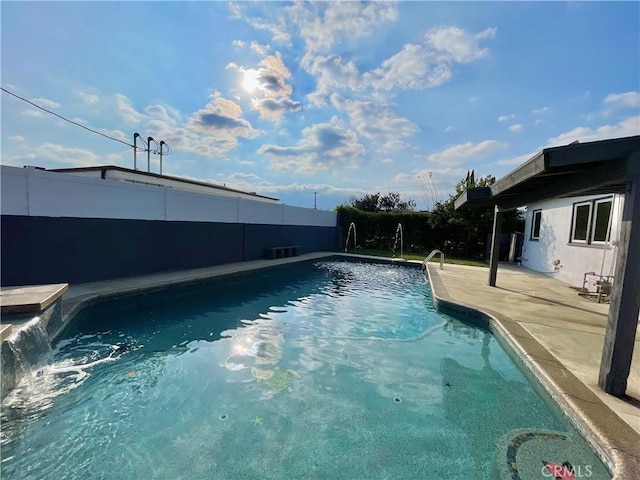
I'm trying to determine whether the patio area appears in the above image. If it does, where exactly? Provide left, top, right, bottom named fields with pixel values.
left=426, top=261, right=640, bottom=478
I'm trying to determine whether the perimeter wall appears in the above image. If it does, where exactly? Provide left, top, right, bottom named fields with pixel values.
left=1, top=166, right=339, bottom=285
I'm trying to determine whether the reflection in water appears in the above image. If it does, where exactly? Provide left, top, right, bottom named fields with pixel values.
left=441, top=332, right=558, bottom=479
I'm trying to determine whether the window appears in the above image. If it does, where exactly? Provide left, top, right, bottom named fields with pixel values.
left=570, top=197, right=612, bottom=245
left=592, top=198, right=612, bottom=243
left=531, top=210, right=542, bottom=240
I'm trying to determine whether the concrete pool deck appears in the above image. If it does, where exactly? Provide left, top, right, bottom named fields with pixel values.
left=425, top=261, right=640, bottom=479
left=2, top=252, right=638, bottom=477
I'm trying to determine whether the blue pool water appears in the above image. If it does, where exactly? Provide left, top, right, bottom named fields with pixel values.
left=1, top=261, right=610, bottom=479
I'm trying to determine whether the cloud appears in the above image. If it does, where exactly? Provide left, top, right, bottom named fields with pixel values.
left=444, top=126, right=455, bottom=133
left=305, top=54, right=362, bottom=105
left=185, top=94, right=258, bottom=156
left=250, top=41, right=270, bottom=57
left=330, top=94, right=418, bottom=141
left=115, top=93, right=143, bottom=124
left=532, top=106, right=549, bottom=114
left=75, top=91, right=100, bottom=105
left=425, top=26, right=495, bottom=63
left=29, top=97, right=61, bottom=109
left=229, top=53, right=300, bottom=121
left=252, top=97, right=302, bottom=120
left=427, top=140, right=508, bottom=166
left=229, top=2, right=291, bottom=45
left=232, top=39, right=245, bottom=47
left=603, top=91, right=639, bottom=112
left=8, top=135, right=25, bottom=142
left=21, top=109, right=44, bottom=117
left=287, top=1, right=398, bottom=60
left=498, top=114, right=514, bottom=122
left=364, top=43, right=452, bottom=91
left=258, top=117, right=365, bottom=174
left=8, top=143, right=126, bottom=168
left=509, top=124, right=524, bottom=133
left=546, top=115, right=640, bottom=147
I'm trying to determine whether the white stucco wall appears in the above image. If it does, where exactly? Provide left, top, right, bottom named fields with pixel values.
left=1, top=165, right=337, bottom=227
left=520, top=194, right=624, bottom=287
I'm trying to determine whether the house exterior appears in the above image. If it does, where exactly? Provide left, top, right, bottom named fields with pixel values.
left=521, top=193, right=624, bottom=288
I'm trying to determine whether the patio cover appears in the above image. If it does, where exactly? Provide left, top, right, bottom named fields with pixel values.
left=454, top=135, right=640, bottom=397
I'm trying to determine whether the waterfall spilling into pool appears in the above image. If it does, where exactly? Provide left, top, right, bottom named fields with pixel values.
left=1, top=317, right=53, bottom=399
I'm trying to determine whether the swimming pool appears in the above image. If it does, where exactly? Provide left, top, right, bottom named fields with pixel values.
left=1, top=260, right=610, bottom=479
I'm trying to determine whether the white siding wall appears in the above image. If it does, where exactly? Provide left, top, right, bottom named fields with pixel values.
left=521, top=194, right=623, bottom=287
left=1, top=166, right=337, bottom=227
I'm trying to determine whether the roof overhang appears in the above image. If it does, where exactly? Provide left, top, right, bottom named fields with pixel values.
left=455, top=135, right=640, bottom=211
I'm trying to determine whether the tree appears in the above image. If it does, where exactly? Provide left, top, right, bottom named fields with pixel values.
left=347, top=192, right=416, bottom=212
left=429, top=174, right=523, bottom=258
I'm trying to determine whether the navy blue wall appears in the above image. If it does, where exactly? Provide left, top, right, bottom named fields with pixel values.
left=1, top=215, right=339, bottom=286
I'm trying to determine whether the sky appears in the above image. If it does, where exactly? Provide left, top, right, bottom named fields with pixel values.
left=1, top=1, right=639, bottom=211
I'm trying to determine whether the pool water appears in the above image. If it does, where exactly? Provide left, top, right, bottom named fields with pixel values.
left=1, top=261, right=610, bottom=479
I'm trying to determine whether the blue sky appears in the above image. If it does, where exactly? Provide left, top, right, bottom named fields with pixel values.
left=2, top=1, right=639, bottom=210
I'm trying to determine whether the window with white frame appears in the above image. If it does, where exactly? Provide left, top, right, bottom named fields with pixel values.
left=570, top=197, right=612, bottom=245
left=531, top=210, right=542, bottom=240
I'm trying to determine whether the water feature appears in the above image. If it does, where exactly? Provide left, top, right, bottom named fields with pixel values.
left=1, top=317, right=53, bottom=399
left=392, top=223, right=403, bottom=260
left=344, top=221, right=357, bottom=253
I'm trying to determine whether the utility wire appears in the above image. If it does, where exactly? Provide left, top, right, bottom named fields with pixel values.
left=1, top=87, right=136, bottom=149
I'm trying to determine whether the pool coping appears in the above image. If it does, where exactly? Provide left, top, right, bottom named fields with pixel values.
left=425, top=263, right=640, bottom=480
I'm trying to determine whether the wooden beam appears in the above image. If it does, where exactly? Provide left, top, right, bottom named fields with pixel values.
left=491, top=151, right=546, bottom=197
left=495, top=159, right=627, bottom=211
left=488, top=205, right=503, bottom=287
left=598, top=173, right=640, bottom=396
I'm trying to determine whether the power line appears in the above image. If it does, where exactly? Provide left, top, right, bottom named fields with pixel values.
left=1, top=86, right=135, bottom=149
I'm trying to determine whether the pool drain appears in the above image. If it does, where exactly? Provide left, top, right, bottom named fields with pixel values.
left=394, top=397, right=401, bottom=403
left=219, top=414, right=228, bottom=420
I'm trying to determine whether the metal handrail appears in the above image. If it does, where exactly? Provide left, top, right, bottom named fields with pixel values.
left=422, top=249, right=444, bottom=270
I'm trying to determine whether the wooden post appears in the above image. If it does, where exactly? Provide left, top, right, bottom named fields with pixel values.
left=488, top=205, right=503, bottom=287
left=599, top=174, right=640, bottom=396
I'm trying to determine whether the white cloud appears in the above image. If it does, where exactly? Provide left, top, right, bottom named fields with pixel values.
left=498, top=114, right=514, bottom=122
left=425, top=26, right=494, bottom=63
left=444, top=126, right=455, bottom=133
left=532, top=106, right=549, bottom=114
left=185, top=94, right=259, bottom=156
left=115, top=93, right=143, bottom=124
left=305, top=54, right=362, bottom=106
left=8, top=135, right=25, bottom=142
left=330, top=94, right=418, bottom=141
left=509, top=124, right=524, bottom=133
left=250, top=41, right=270, bottom=57
left=75, top=91, right=100, bottom=105
left=546, top=116, right=640, bottom=147
left=258, top=117, right=365, bottom=174
left=603, top=91, right=640, bottom=113
left=288, top=1, right=398, bottom=60
left=22, top=109, right=44, bottom=117
left=232, top=39, right=245, bottom=47
left=9, top=143, right=126, bottom=168
left=29, top=97, right=61, bottom=109
left=364, top=43, right=452, bottom=91
left=427, top=140, right=507, bottom=166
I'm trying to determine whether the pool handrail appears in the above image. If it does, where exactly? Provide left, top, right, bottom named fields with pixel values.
left=422, top=249, right=444, bottom=270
